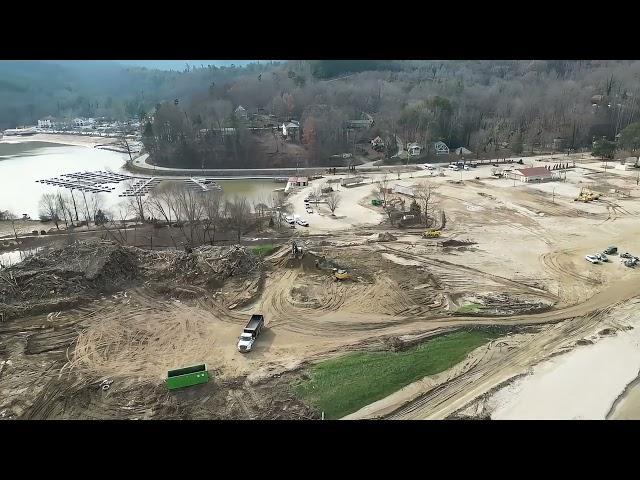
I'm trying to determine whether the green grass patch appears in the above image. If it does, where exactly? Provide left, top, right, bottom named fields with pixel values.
left=293, top=330, right=498, bottom=419
left=249, top=243, right=278, bottom=257
left=456, top=303, right=483, bottom=314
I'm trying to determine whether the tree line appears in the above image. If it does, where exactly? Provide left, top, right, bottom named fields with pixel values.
left=140, top=60, right=640, bottom=170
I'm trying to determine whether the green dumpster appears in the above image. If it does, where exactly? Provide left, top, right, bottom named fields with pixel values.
left=371, top=199, right=383, bottom=206
left=166, top=364, right=210, bottom=390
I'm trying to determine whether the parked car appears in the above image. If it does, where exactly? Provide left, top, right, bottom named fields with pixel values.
left=448, top=164, right=459, bottom=171
left=296, top=218, right=309, bottom=227
left=463, top=165, right=470, bottom=170
left=306, top=207, right=313, bottom=214
left=621, top=252, right=633, bottom=259
left=597, top=253, right=608, bottom=262
left=585, top=255, right=600, bottom=264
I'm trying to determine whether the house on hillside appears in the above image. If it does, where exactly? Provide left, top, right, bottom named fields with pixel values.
left=453, top=146, right=472, bottom=156
left=282, top=120, right=300, bottom=141
left=434, top=141, right=449, bottom=155
left=73, top=118, right=95, bottom=128
left=235, top=105, right=248, bottom=119
left=509, top=166, right=555, bottom=183
left=37, top=116, right=55, bottom=129
left=371, top=136, right=384, bottom=151
left=407, top=143, right=422, bottom=157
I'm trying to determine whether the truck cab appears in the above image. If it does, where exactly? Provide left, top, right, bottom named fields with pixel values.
left=237, top=332, right=256, bottom=353
left=237, top=314, right=265, bottom=353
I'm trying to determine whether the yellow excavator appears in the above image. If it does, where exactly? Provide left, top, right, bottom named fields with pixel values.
left=333, top=268, right=352, bottom=281
left=574, top=187, right=600, bottom=202
left=422, top=229, right=442, bottom=238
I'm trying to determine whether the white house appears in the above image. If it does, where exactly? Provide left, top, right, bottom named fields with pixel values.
left=74, top=118, right=95, bottom=128
left=407, top=142, right=422, bottom=156
left=282, top=120, right=300, bottom=141
left=434, top=141, right=449, bottom=155
left=453, top=147, right=472, bottom=156
left=509, top=166, right=555, bottom=183
left=37, top=117, right=54, bottom=128
left=235, top=105, right=247, bottom=119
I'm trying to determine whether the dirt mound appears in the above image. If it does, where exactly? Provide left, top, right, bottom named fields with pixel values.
left=378, top=232, right=397, bottom=242
left=0, top=240, right=139, bottom=316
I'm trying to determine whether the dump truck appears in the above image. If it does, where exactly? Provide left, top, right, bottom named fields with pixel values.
left=422, top=230, right=442, bottom=238
left=166, top=364, right=210, bottom=390
left=237, top=314, right=265, bottom=353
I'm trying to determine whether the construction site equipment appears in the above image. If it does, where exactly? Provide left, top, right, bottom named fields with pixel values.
left=333, top=269, right=351, bottom=281
left=166, top=364, right=210, bottom=390
left=574, top=187, right=600, bottom=202
left=604, top=246, right=618, bottom=255
left=237, top=314, right=265, bottom=353
left=422, top=230, right=442, bottom=238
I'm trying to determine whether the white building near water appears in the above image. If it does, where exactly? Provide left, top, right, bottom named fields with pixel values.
left=37, top=117, right=54, bottom=128
left=74, top=118, right=95, bottom=127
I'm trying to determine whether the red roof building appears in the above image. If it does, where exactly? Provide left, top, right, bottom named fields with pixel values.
left=512, top=166, right=554, bottom=182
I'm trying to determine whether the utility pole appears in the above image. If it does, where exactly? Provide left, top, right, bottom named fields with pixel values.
left=552, top=187, right=556, bottom=203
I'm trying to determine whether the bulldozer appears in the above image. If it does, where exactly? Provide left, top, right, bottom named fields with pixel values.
left=422, top=229, right=442, bottom=238
left=333, top=268, right=352, bottom=281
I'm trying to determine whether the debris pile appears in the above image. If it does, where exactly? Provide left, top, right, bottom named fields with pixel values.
left=442, top=239, right=476, bottom=247
left=0, top=240, right=139, bottom=316
left=143, top=245, right=259, bottom=288
left=378, top=232, right=397, bottom=242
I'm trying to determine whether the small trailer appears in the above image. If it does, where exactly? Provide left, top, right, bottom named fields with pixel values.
left=166, top=364, right=210, bottom=390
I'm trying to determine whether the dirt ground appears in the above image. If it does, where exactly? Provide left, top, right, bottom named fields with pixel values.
left=2, top=152, right=640, bottom=419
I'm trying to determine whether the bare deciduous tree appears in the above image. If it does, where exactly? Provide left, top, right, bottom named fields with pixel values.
left=199, top=189, right=223, bottom=245
left=226, top=195, right=251, bottom=242
left=374, top=174, right=390, bottom=205
left=414, top=181, right=440, bottom=227
left=39, top=193, right=60, bottom=229
left=326, top=191, right=341, bottom=215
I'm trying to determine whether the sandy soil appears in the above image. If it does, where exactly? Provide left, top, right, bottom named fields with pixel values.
left=288, top=181, right=384, bottom=234
left=3, top=149, right=640, bottom=419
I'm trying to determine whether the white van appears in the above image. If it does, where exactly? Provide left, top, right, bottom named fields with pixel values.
left=449, top=164, right=459, bottom=171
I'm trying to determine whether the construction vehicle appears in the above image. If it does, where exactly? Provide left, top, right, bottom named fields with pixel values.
left=604, top=246, right=618, bottom=255
left=237, top=314, right=265, bottom=353
left=574, top=187, right=600, bottom=202
left=422, top=230, right=442, bottom=238
left=333, top=268, right=352, bottom=281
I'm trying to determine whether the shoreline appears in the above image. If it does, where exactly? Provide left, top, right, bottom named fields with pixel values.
left=0, top=133, right=120, bottom=148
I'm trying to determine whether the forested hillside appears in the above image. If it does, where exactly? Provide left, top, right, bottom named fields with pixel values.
left=4, top=60, right=640, bottom=169
left=140, top=60, right=640, bottom=168
left=0, top=60, right=276, bottom=129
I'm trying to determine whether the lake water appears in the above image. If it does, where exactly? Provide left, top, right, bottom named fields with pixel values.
left=0, top=141, right=283, bottom=219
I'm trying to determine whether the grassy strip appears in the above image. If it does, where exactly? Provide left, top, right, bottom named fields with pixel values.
left=249, top=243, right=279, bottom=257
left=456, top=303, right=483, bottom=314
left=293, top=330, right=498, bottom=419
